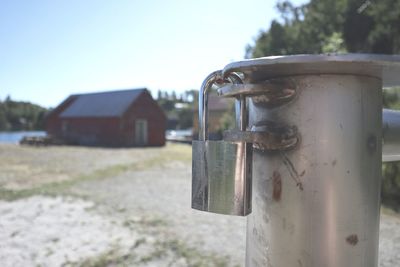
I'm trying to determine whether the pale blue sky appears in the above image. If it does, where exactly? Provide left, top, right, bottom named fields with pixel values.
left=0, top=0, right=306, bottom=107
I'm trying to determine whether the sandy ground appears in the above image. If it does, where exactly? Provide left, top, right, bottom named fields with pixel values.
left=379, top=212, right=400, bottom=267
left=0, top=144, right=399, bottom=266
left=0, top=196, right=138, bottom=266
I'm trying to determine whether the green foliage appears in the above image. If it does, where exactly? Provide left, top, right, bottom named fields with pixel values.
left=352, top=0, right=400, bottom=53
left=217, top=103, right=236, bottom=134
left=382, top=162, right=400, bottom=212
left=157, top=90, right=197, bottom=130
left=0, top=96, right=48, bottom=131
left=322, top=32, right=347, bottom=53
left=246, top=0, right=400, bottom=58
left=383, top=87, right=400, bottom=109
left=177, top=107, right=194, bottom=129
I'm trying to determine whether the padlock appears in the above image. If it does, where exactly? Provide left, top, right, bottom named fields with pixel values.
left=191, top=70, right=252, bottom=216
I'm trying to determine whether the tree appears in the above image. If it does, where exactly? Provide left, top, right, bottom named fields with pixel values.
left=246, top=0, right=400, bottom=58
left=345, top=0, right=400, bottom=53
left=218, top=104, right=236, bottom=134
left=177, top=107, right=193, bottom=129
left=0, top=98, right=48, bottom=131
left=0, top=108, right=9, bottom=130
left=171, top=90, right=177, bottom=101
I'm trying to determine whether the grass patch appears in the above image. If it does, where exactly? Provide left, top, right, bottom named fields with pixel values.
left=123, top=217, right=168, bottom=228
left=0, top=143, right=191, bottom=201
left=78, top=246, right=133, bottom=267
left=77, top=238, right=232, bottom=267
left=133, top=238, right=232, bottom=267
left=132, top=238, right=147, bottom=249
left=160, top=239, right=231, bottom=267
left=381, top=205, right=400, bottom=218
left=138, top=246, right=166, bottom=264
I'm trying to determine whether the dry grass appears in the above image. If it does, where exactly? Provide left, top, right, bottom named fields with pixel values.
left=0, top=143, right=191, bottom=200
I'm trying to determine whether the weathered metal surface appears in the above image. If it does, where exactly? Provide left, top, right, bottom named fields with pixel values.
left=218, top=86, right=400, bottom=162
left=223, top=123, right=299, bottom=151
left=218, top=82, right=297, bottom=108
left=383, top=109, right=400, bottom=162
left=222, top=54, right=400, bottom=87
left=194, top=54, right=400, bottom=267
left=246, top=75, right=382, bottom=267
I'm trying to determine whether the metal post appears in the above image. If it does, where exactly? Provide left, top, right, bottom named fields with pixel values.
left=246, top=74, right=382, bottom=266
left=195, top=54, right=400, bottom=267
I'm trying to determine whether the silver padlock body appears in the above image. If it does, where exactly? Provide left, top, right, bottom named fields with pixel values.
left=192, top=140, right=252, bottom=216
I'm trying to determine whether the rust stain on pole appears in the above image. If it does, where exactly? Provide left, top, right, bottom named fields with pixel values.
left=332, top=159, right=337, bottom=167
left=346, top=234, right=359, bottom=246
left=272, top=171, right=282, bottom=201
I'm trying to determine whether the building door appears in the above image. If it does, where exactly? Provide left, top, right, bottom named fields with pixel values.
left=135, top=119, right=148, bottom=145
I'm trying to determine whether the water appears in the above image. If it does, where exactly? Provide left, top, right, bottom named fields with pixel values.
left=0, top=131, right=46, bottom=144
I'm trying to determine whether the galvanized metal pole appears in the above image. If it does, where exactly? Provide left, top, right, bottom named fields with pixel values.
left=194, top=54, right=400, bottom=267
left=246, top=74, right=382, bottom=266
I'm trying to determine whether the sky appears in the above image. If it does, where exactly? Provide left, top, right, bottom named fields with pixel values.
left=0, top=0, right=307, bottom=108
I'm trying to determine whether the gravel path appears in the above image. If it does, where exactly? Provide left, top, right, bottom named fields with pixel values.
left=0, top=144, right=399, bottom=266
left=72, top=161, right=247, bottom=266
left=0, top=196, right=138, bottom=266
left=72, top=161, right=400, bottom=267
left=379, top=213, right=400, bottom=267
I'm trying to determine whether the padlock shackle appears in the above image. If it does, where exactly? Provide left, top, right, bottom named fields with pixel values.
left=198, top=71, right=243, bottom=141
left=225, top=73, right=247, bottom=131
left=199, top=70, right=222, bottom=141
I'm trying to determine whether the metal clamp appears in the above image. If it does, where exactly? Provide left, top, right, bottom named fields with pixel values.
left=223, top=121, right=299, bottom=151
left=217, top=79, right=297, bottom=108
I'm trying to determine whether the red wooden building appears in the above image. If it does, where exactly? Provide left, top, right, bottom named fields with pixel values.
left=46, top=88, right=166, bottom=147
